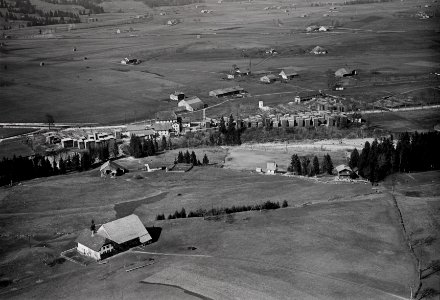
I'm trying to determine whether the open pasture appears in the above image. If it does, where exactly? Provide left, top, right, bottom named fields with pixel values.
left=366, top=108, right=440, bottom=132
left=0, top=174, right=417, bottom=299
left=1, top=0, right=439, bottom=124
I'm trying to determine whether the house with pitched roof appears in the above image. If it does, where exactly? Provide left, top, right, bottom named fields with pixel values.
left=178, top=96, right=205, bottom=111
left=260, top=74, right=278, bottom=84
left=335, top=164, right=353, bottom=179
left=100, top=161, right=128, bottom=177
left=76, top=214, right=152, bottom=261
left=76, top=230, right=113, bottom=261
left=266, top=162, right=278, bottom=174
left=155, top=111, right=177, bottom=123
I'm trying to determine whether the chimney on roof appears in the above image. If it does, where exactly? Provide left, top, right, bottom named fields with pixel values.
left=90, top=219, right=96, bottom=236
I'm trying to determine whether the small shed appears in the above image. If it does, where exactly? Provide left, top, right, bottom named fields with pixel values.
left=335, top=68, right=357, bottom=77
left=100, top=161, right=127, bottom=177
left=170, top=91, right=185, bottom=101
left=260, top=74, right=278, bottom=84
left=310, top=46, right=327, bottom=55
left=279, top=70, right=298, bottom=80
left=335, top=164, right=353, bottom=179
left=266, top=162, right=278, bottom=174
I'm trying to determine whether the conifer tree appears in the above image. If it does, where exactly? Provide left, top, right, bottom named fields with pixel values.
left=349, top=148, right=359, bottom=170
left=161, top=136, right=167, bottom=151
left=202, top=154, right=209, bottom=165
left=312, top=156, right=320, bottom=175
left=177, top=151, right=184, bottom=163
left=184, top=150, right=191, bottom=163
left=190, top=151, right=197, bottom=165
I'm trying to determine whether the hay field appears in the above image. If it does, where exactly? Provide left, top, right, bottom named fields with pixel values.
left=366, top=108, right=440, bottom=132
left=1, top=0, right=439, bottom=124
left=2, top=167, right=438, bottom=299
left=1, top=180, right=417, bottom=299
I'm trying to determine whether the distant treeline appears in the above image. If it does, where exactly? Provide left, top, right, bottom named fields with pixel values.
left=0, top=143, right=118, bottom=186
left=156, top=200, right=288, bottom=220
left=240, top=126, right=375, bottom=144
left=0, top=0, right=83, bottom=27
left=343, top=0, right=394, bottom=5
left=349, top=132, right=440, bottom=182
left=41, top=0, right=104, bottom=14
left=140, top=0, right=204, bottom=8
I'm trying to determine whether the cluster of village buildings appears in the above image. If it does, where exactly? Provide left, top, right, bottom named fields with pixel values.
left=44, top=80, right=358, bottom=151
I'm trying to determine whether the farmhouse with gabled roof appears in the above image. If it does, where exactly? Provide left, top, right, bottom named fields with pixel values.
left=178, top=96, right=204, bottom=111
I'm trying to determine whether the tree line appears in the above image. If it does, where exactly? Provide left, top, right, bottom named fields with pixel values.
left=142, top=0, right=204, bottom=8
left=156, top=200, right=288, bottom=220
left=174, top=150, right=209, bottom=166
left=349, top=132, right=440, bottom=182
left=240, top=125, right=382, bottom=144
left=288, top=153, right=334, bottom=176
left=41, top=0, right=104, bottom=14
left=0, top=142, right=119, bottom=186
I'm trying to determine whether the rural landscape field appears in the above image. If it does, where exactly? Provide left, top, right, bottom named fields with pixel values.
left=1, top=0, right=440, bottom=298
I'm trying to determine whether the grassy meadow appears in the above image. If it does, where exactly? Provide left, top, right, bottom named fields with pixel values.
left=1, top=166, right=433, bottom=299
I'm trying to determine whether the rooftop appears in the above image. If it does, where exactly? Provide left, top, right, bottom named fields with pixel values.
left=97, top=214, right=151, bottom=244
left=209, top=86, right=244, bottom=96
left=156, top=110, right=177, bottom=121
left=76, top=229, right=107, bottom=252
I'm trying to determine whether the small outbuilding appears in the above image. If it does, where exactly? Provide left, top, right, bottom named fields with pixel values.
left=310, top=46, right=328, bottom=55
left=266, top=162, right=278, bottom=174
left=335, top=68, right=357, bottom=77
left=100, top=160, right=127, bottom=177
left=170, top=91, right=185, bottom=101
left=260, top=74, right=278, bottom=84
left=279, top=69, right=298, bottom=80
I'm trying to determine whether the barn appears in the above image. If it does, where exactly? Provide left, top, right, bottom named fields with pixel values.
left=209, top=86, right=246, bottom=98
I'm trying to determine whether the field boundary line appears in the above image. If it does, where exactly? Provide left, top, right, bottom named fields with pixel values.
left=131, top=250, right=212, bottom=258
